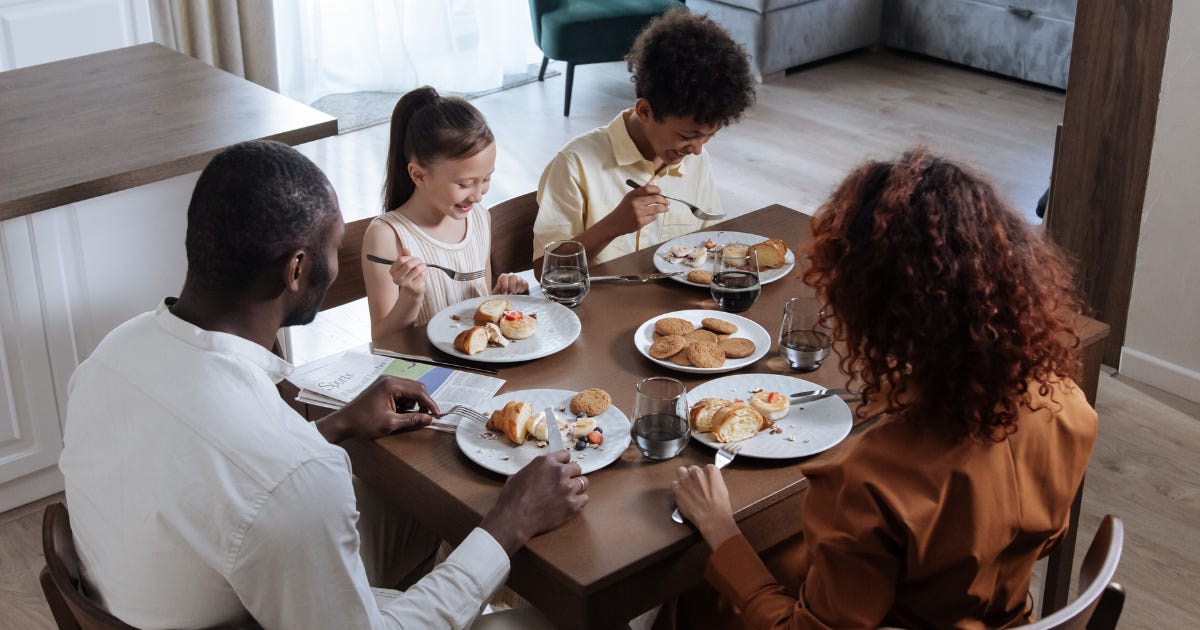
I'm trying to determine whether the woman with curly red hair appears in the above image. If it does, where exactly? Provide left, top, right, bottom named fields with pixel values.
left=670, top=149, right=1098, bottom=629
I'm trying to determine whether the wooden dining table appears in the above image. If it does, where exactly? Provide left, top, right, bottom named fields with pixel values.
left=349, top=204, right=1109, bottom=629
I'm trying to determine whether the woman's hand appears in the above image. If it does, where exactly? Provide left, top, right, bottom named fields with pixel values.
left=493, top=273, right=529, bottom=295
left=673, top=464, right=741, bottom=550
left=389, top=247, right=427, bottom=299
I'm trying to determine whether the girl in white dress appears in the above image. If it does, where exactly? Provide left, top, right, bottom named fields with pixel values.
left=363, top=86, right=527, bottom=340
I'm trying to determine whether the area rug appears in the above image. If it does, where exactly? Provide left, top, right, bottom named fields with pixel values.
left=312, top=64, right=560, bottom=134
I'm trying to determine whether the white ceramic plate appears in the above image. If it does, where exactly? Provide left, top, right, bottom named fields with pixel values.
left=634, top=309, right=770, bottom=374
left=653, top=231, right=796, bottom=288
left=456, top=389, right=632, bottom=475
left=688, top=374, right=852, bottom=459
left=427, top=295, right=581, bottom=363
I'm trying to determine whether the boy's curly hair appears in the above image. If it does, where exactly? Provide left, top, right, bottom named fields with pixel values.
left=804, top=148, right=1084, bottom=442
left=626, top=8, right=755, bottom=127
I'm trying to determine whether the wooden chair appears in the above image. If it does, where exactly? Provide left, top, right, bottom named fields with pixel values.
left=40, top=502, right=251, bottom=630
left=1018, top=515, right=1126, bottom=630
left=489, top=192, right=539, bottom=276
left=320, top=216, right=376, bottom=310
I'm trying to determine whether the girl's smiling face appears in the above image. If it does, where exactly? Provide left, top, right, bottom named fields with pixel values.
left=410, top=141, right=497, bottom=219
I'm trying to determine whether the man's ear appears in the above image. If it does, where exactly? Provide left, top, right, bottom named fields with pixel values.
left=283, top=249, right=307, bottom=294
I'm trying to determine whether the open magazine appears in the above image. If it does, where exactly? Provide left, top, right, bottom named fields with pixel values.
left=288, top=347, right=504, bottom=432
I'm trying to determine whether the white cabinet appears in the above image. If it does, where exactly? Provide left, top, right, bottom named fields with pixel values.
left=0, top=0, right=152, bottom=70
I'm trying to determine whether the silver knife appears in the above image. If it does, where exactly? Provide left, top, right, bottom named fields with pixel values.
left=790, top=387, right=855, bottom=399
left=544, top=406, right=569, bottom=458
left=590, top=272, right=684, bottom=283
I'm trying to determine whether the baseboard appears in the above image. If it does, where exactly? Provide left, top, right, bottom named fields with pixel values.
left=0, top=465, right=64, bottom=514
left=1119, top=346, right=1200, bottom=405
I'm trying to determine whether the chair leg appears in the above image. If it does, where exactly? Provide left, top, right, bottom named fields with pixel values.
left=564, top=62, right=575, bottom=117
left=538, top=56, right=549, bottom=81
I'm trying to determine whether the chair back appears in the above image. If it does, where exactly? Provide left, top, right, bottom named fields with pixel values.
left=41, top=502, right=136, bottom=629
left=1017, top=515, right=1125, bottom=630
left=40, top=502, right=255, bottom=630
left=320, top=217, right=375, bottom=310
left=489, top=192, right=539, bottom=275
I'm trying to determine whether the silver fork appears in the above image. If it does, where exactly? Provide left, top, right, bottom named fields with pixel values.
left=624, top=179, right=726, bottom=221
left=366, top=253, right=486, bottom=282
left=433, top=404, right=490, bottom=425
left=673, top=442, right=743, bottom=524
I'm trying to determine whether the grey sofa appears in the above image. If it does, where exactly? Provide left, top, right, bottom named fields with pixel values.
left=691, top=0, right=1076, bottom=88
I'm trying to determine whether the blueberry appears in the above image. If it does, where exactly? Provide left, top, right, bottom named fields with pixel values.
left=574, top=438, right=588, bottom=451
left=594, top=426, right=603, bottom=433
left=576, top=411, right=587, bottom=418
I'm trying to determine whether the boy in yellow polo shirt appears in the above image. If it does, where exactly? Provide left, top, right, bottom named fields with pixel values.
left=532, top=9, right=756, bottom=266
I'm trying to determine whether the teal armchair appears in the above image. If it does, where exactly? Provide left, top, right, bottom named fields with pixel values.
left=529, top=0, right=685, bottom=116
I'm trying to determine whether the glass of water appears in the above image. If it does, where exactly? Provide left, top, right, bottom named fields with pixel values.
left=630, top=377, right=690, bottom=460
left=778, top=297, right=832, bottom=372
left=710, top=244, right=760, bottom=313
left=540, top=240, right=589, bottom=307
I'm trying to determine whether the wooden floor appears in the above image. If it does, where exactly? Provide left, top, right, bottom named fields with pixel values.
left=5, top=51, right=1196, bottom=629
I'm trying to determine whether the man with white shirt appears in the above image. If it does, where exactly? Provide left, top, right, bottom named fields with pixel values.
left=532, top=9, right=756, bottom=267
left=59, top=140, right=586, bottom=629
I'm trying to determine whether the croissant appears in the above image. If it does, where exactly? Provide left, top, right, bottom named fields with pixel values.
left=485, top=401, right=531, bottom=445
left=712, top=403, right=765, bottom=443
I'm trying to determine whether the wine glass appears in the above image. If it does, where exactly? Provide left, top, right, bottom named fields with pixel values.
left=630, top=377, right=689, bottom=460
left=778, top=297, right=832, bottom=371
left=710, top=244, right=760, bottom=313
left=540, top=240, right=589, bottom=307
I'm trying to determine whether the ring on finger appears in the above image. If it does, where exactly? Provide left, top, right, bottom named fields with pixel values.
left=577, top=476, right=587, bottom=493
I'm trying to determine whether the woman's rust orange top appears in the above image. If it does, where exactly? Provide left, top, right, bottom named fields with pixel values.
left=704, top=379, right=1098, bottom=629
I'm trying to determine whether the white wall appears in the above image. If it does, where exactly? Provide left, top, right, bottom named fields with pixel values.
left=1122, top=2, right=1200, bottom=403
left=0, top=0, right=151, bottom=70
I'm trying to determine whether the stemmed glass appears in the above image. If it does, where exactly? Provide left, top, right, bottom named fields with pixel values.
left=540, top=240, right=589, bottom=307
left=630, top=377, right=690, bottom=460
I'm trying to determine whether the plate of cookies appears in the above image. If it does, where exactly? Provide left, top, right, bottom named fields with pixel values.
left=456, top=388, right=632, bottom=476
left=634, top=310, right=770, bottom=374
left=427, top=295, right=581, bottom=363
left=653, top=231, right=795, bottom=288
left=687, top=374, right=852, bottom=459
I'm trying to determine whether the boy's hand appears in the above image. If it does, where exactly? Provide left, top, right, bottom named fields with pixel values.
left=607, top=182, right=668, bottom=235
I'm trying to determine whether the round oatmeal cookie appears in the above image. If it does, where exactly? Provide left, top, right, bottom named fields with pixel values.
left=649, top=334, right=688, bottom=359
left=654, top=317, right=694, bottom=336
left=570, top=388, right=612, bottom=416
left=687, top=341, right=726, bottom=368
left=669, top=347, right=693, bottom=366
left=684, top=329, right=720, bottom=345
left=720, top=337, right=756, bottom=358
left=701, top=318, right=738, bottom=334
left=687, top=270, right=713, bottom=284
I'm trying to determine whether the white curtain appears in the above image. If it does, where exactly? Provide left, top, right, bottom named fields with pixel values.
left=275, top=0, right=543, bottom=105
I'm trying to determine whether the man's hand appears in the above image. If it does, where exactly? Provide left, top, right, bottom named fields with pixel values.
left=316, top=376, right=439, bottom=443
left=603, top=182, right=669, bottom=236
left=480, top=450, right=588, bottom=555
left=492, top=273, right=529, bottom=295
left=673, top=464, right=740, bottom=551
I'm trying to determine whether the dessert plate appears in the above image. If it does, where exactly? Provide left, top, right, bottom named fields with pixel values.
left=688, top=373, right=852, bottom=459
left=634, top=309, right=770, bottom=374
left=653, top=231, right=795, bottom=287
left=427, top=295, right=580, bottom=363
left=456, top=389, right=631, bottom=475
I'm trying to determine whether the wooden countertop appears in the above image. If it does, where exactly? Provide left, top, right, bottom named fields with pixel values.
left=0, top=43, right=338, bottom=221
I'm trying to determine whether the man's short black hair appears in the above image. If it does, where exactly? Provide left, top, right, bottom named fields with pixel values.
left=185, top=140, right=337, bottom=294
left=626, top=8, right=755, bottom=127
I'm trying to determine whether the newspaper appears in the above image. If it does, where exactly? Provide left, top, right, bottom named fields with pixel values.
left=288, top=347, right=504, bottom=432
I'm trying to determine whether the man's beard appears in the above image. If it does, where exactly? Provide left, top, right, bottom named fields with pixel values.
left=282, top=255, right=331, bottom=327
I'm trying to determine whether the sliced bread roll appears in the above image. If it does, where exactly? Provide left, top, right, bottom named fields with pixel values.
left=454, top=326, right=489, bottom=355
left=689, top=398, right=732, bottom=433
left=474, top=298, right=510, bottom=325
left=712, top=403, right=765, bottom=443
left=752, top=239, right=788, bottom=269
left=486, top=401, right=531, bottom=445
